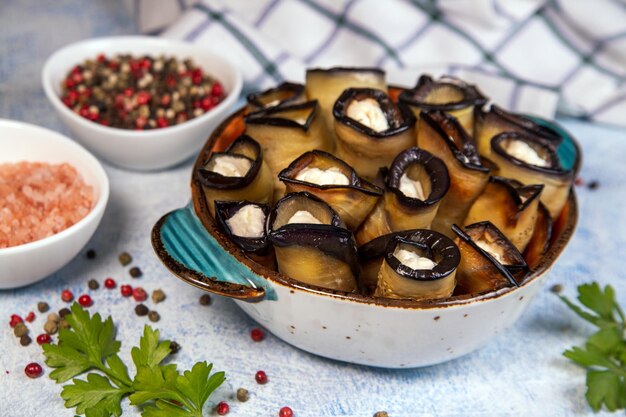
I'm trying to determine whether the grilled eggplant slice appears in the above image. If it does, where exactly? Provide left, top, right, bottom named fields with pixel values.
left=464, top=176, right=543, bottom=253
left=268, top=192, right=359, bottom=292
left=452, top=222, right=527, bottom=295
left=214, top=200, right=276, bottom=269
left=374, top=230, right=460, bottom=300
left=246, top=82, right=306, bottom=111
left=490, top=132, right=573, bottom=219
left=522, top=202, right=553, bottom=269
left=278, top=150, right=383, bottom=230
left=356, top=148, right=450, bottom=246
left=418, top=110, right=490, bottom=236
left=474, top=105, right=562, bottom=158
left=399, top=75, right=487, bottom=136
left=245, top=100, right=332, bottom=198
left=333, top=88, right=416, bottom=179
left=197, top=135, right=273, bottom=217
left=305, top=67, right=387, bottom=131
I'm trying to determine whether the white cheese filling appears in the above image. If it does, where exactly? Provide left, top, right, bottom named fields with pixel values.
left=505, top=140, right=549, bottom=167
left=393, top=247, right=436, bottom=271
left=210, top=155, right=252, bottom=177
left=346, top=98, right=389, bottom=132
left=475, top=237, right=505, bottom=264
left=226, top=205, right=266, bottom=238
left=287, top=210, right=322, bottom=225
left=295, top=166, right=350, bottom=186
left=399, top=173, right=426, bottom=200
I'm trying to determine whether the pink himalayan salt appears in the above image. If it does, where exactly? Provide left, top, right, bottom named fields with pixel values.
left=0, top=162, right=94, bottom=249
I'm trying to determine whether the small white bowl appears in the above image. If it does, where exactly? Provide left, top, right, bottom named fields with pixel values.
left=0, top=119, right=109, bottom=289
left=42, top=36, right=242, bottom=171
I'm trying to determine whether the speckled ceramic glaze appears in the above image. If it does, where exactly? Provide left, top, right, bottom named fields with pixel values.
left=152, top=102, right=579, bottom=368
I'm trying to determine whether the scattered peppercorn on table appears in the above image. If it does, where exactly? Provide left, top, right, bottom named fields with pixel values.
left=1, top=2, right=626, bottom=417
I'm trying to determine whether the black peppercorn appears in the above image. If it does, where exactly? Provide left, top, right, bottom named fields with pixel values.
left=199, top=294, right=212, bottom=306
left=59, top=308, right=71, bottom=319
left=148, top=311, right=160, bottom=322
left=135, top=304, right=149, bottom=317
left=37, top=302, right=50, bottom=313
left=169, top=341, right=181, bottom=354
left=118, top=252, right=132, bottom=266
left=20, top=335, right=32, bottom=346
left=588, top=180, right=599, bottom=190
left=88, top=279, right=99, bottom=290
left=129, top=266, right=142, bottom=278
left=86, top=249, right=96, bottom=259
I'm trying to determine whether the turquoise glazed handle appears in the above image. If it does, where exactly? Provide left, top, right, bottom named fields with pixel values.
left=152, top=204, right=275, bottom=302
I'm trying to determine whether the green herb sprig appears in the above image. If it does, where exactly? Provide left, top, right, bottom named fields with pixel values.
left=559, top=282, right=626, bottom=412
left=42, top=303, right=225, bottom=417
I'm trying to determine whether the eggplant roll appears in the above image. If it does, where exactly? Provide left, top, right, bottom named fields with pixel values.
left=373, top=230, right=460, bottom=300
left=278, top=150, right=383, bottom=230
left=214, top=200, right=276, bottom=269
left=268, top=192, right=359, bottom=292
left=245, top=100, right=333, bottom=198
left=522, top=202, right=553, bottom=269
left=452, top=222, right=527, bottom=295
left=464, top=176, right=543, bottom=253
left=474, top=105, right=562, bottom=158
left=333, top=88, right=416, bottom=179
left=418, top=110, right=490, bottom=236
left=399, top=75, right=487, bottom=136
left=305, top=67, right=387, bottom=131
left=246, top=82, right=306, bottom=111
left=356, top=148, right=450, bottom=246
left=490, top=132, right=573, bottom=219
left=197, top=135, right=274, bottom=217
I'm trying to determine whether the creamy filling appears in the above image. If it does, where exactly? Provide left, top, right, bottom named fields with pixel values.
left=295, top=166, right=350, bottom=186
left=475, top=237, right=505, bottom=264
left=346, top=98, right=389, bottom=132
left=210, top=155, right=252, bottom=177
left=226, top=205, right=266, bottom=238
left=505, top=140, right=549, bottom=167
left=286, top=210, right=322, bottom=225
left=399, top=173, right=426, bottom=200
left=393, top=247, right=436, bottom=271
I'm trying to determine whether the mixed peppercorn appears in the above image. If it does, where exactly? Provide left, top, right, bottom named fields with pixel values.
left=60, top=54, right=226, bottom=129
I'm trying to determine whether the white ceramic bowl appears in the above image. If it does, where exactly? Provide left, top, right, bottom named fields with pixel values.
left=0, top=119, right=109, bottom=289
left=42, top=36, right=242, bottom=171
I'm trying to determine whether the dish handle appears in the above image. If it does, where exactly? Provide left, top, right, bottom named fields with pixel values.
left=151, top=204, right=273, bottom=302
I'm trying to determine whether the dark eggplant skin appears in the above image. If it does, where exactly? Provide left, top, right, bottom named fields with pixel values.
left=245, top=100, right=319, bottom=130
left=197, top=135, right=263, bottom=190
left=452, top=222, right=527, bottom=295
left=474, top=105, right=562, bottom=158
left=418, top=110, right=490, bottom=237
left=332, top=88, right=416, bottom=179
left=490, top=132, right=573, bottom=219
left=246, top=82, right=306, bottom=110
left=267, top=192, right=360, bottom=291
left=374, top=230, right=460, bottom=300
left=278, top=150, right=383, bottom=230
left=399, top=75, right=487, bottom=136
left=333, top=88, right=416, bottom=137
left=214, top=200, right=271, bottom=254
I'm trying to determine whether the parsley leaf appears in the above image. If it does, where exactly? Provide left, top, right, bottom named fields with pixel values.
left=42, top=304, right=225, bottom=417
left=559, top=282, right=626, bottom=413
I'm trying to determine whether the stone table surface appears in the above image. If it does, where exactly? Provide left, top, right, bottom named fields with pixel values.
left=1, top=1, right=626, bottom=416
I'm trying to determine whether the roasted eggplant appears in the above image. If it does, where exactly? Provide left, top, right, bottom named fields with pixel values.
left=268, top=192, right=359, bottom=292
left=522, top=202, right=553, bottom=268
left=214, top=200, right=275, bottom=269
left=278, top=150, right=383, bottom=230
left=356, top=148, right=450, bottom=246
left=399, top=75, right=487, bottom=136
left=452, top=222, right=527, bottom=295
left=417, top=110, right=490, bottom=236
left=474, top=105, right=562, bottom=158
left=245, top=100, right=333, bottom=198
left=374, top=230, right=460, bottom=300
left=333, top=88, right=416, bottom=179
left=464, top=176, right=543, bottom=252
left=197, top=135, right=274, bottom=217
left=490, top=132, right=573, bottom=219
left=246, top=82, right=306, bottom=111
left=305, top=67, right=386, bottom=131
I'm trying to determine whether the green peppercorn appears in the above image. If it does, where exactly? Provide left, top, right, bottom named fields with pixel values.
left=88, top=279, right=99, bottom=290
left=373, top=412, right=389, bottom=417
left=59, top=319, right=70, bottom=330
left=148, top=311, right=160, bottom=322
left=20, top=335, right=32, bottom=346
left=236, top=388, right=249, bottom=402
left=37, top=302, right=50, bottom=313
left=14, top=322, right=28, bottom=338
left=44, top=320, right=58, bottom=335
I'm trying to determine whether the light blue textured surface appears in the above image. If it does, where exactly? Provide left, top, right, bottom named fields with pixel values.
left=1, top=2, right=626, bottom=416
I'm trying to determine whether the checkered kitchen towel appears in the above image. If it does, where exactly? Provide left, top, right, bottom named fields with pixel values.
left=127, top=0, right=626, bottom=127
